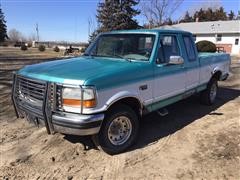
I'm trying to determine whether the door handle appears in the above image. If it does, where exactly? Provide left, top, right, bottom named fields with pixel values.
left=139, top=84, right=148, bottom=90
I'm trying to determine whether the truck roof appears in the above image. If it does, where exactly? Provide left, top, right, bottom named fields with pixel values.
left=102, top=29, right=192, bottom=35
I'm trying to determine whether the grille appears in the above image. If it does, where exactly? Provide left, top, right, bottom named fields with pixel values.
left=15, top=76, right=47, bottom=118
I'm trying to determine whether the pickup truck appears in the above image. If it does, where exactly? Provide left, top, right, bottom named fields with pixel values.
left=12, top=29, right=230, bottom=154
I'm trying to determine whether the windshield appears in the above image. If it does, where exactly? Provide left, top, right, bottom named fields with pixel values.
left=85, top=33, right=156, bottom=61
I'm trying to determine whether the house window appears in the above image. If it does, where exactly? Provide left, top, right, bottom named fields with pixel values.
left=216, top=34, right=222, bottom=42
left=235, top=39, right=239, bottom=45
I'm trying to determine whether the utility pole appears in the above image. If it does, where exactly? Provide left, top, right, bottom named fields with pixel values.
left=36, top=23, right=39, bottom=42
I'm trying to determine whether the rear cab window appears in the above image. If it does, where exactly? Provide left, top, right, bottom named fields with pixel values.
left=183, top=35, right=197, bottom=62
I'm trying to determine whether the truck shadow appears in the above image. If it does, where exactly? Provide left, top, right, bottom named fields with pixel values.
left=131, top=87, right=240, bottom=151
left=64, top=87, right=240, bottom=153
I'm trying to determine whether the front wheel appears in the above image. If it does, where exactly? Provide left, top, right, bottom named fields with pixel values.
left=200, top=78, right=218, bottom=105
left=92, top=104, right=139, bottom=155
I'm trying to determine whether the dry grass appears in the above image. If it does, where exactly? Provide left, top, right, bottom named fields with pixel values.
left=0, top=47, right=64, bottom=60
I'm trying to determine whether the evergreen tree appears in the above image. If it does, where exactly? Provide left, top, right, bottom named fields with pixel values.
left=90, top=0, right=140, bottom=41
left=214, top=7, right=227, bottom=21
left=0, top=5, right=8, bottom=42
left=237, top=11, right=240, bottom=20
left=180, top=11, right=193, bottom=23
left=96, top=0, right=119, bottom=33
left=194, top=8, right=204, bottom=21
left=205, top=8, right=214, bottom=21
left=228, top=10, right=235, bottom=20
left=192, top=7, right=227, bottom=22
left=162, top=18, right=173, bottom=25
left=116, top=0, right=140, bottom=30
left=88, top=30, right=99, bottom=44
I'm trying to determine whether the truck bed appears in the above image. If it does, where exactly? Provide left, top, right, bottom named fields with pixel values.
left=198, top=52, right=230, bottom=65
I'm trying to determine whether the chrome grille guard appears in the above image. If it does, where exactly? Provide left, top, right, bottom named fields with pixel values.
left=12, top=74, right=54, bottom=134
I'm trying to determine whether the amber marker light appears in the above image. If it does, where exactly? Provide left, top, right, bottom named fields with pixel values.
left=63, top=99, right=81, bottom=107
left=62, top=99, right=96, bottom=108
left=82, top=99, right=96, bottom=108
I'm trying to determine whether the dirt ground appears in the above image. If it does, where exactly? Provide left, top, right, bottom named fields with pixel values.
left=0, top=47, right=64, bottom=59
left=0, top=55, right=239, bottom=180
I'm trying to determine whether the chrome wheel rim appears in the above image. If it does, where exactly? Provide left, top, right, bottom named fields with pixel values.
left=210, top=83, right=217, bottom=102
left=108, top=116, right=132, bottom=146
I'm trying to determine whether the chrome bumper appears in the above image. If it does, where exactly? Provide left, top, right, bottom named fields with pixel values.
left=52, top=112, right=104, bottom=135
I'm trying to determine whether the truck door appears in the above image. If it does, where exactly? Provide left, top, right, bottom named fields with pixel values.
left=182, top=35, right=200, bottom=90
left=153, top=34, right=186, bottom=109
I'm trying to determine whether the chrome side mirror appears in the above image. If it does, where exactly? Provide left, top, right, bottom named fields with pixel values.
left=168, top=56, right=184, bottom=65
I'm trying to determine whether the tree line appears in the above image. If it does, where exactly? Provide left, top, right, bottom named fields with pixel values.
left=90, top=0, right=239, bottom=41
left=0, top=5, right=8, bottom=43
left=180, top=8, right=238, bottom=24
left=0, top=0, right=239, bottom=43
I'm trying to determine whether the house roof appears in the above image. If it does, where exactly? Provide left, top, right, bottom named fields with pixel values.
left=158, top=20, right=240, bottom=34
left=103, top=29, right=191, bottom=35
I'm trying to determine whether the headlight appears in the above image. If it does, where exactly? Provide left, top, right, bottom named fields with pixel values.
left=61, top=86, right=97, bottom=113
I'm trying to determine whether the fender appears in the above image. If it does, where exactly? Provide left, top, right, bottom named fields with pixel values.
left=82, top=89, right=143, bottom=114
left=211, top=66, right=222, bottom=75
left=105, top=91, right=142, bottom=110
left=211, top=66, right=223, bottom=81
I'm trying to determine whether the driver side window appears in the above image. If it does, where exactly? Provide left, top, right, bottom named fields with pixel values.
left=157, top=35, right=180, bottom=63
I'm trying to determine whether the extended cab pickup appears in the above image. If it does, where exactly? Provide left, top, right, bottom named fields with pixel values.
left=12, top=30, right=230, bottom=154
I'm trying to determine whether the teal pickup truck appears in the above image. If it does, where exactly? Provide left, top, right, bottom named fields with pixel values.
left=12, top=29, right=230, bottom=154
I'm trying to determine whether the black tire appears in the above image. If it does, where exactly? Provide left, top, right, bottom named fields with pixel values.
left=200, top=78, right=218, bottom=105
left=92, top=104, right=139, bottom=155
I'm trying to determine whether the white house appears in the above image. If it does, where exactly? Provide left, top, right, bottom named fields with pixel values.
left=160, top=20, right=240, bottom=55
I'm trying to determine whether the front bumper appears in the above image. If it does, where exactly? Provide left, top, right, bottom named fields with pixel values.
left=12, top=74, right=104, bottom=136
left=52, top=112, right=104, bottom=135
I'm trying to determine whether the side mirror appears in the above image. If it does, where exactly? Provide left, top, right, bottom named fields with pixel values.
left=168, top=56, right=184, bottom=65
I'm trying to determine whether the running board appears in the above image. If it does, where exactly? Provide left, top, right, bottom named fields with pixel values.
left=157, top=108, right=169, bottom=116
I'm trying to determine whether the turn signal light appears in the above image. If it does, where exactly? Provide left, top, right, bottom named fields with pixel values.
left=63, top=99, right=96, bottom=108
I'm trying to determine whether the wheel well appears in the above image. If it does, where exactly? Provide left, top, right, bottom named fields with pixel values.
left=212, top=71, right=222, bottom=80
left=107, top=97, right=142, bottom=117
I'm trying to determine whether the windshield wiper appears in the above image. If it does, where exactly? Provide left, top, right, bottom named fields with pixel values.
left=83, top=53, right=94, bottom=57
left=113, top=54, right=132, bottom=62
left=84, top=54, right=107, bottom=58
left=83, top=53, right=98, bottom=59
left=83, top=53, right=133, bottom=62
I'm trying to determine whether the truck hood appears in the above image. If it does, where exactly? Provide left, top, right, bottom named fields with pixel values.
left=18, top=56, right=152, bottom=89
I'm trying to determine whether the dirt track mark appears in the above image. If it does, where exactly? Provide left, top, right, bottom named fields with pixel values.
left=102, top=153, right=127, bottom=180
left=125, top=133, right=172, bottom=167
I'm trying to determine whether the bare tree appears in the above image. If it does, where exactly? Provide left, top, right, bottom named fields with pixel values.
left=28, top=33, right=37, bottom=42
left=141, top=0, right=184, bottom=28
left=8, top=28, right=25, bottom=42
left=88, top=16, right=96, bottom=38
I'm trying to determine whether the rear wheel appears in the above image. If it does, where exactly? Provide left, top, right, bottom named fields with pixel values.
left=200, top=78, right=218, bottom=105
left=92, top=104, right=139, bottom=155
